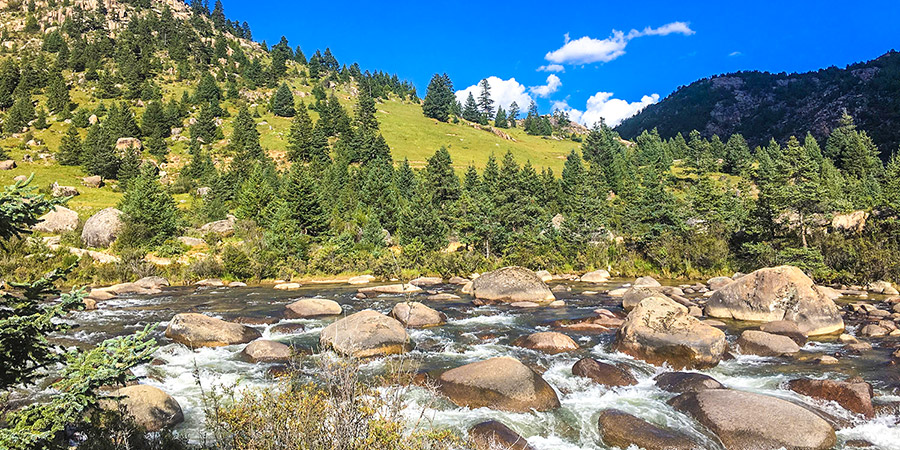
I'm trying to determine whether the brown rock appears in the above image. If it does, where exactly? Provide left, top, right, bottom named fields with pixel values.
left=655, top=371, right=725, bottom=393
left=571, top=358, right=636, bottom=387
left=319, top=310, right=411, bottom=358
left=598, top=409, right=699, bottom=450
left=241, top=340, right=292, bottom=363
left=736, top=330, right=801, bottom=356
left=32, top=206, right=79, bottom=233
left=787, top=378, right=875, bottom=418
left=284, top=298, right=342, bottom=318
left=468, top=421, right=534, bottom=450
left=512, top=331, right=578, bottom=354
left=390, top=301, right=446, bottom=328
left=165, top=313, right=261, bottom=348
left=471, top=266, right=555, bottom=304
left=102, top=385, right=183, bottom=432
left=81, top=207, right=123, bottom=248
left=437, top=357, right=560, bottom=412
left=759, top=320, right=808, bottom=345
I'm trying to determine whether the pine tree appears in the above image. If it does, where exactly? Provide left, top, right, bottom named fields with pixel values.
left=354, top=88, right=378, bottom=131
left=118, top=164, right=180, bottom=247
left=422, top=73, right=454, bottom=122
left=0, top=59, right=20, bottom=109
left=424, top=146, right=460, bottom=209
left=5, top=95, right=34, bottom=132
left=724, top=133, right=752, bottom=175
left=141, top=100, right=169, bottom=139
left=32, top=107, right=48, bottom=130
left=57, top=125, right=83, bottom=166
left=228, top=107, right=266, bottom=181
left=281, top=164, right=328, bottom=236
left=783, top=136, right=825, bottom=247
left=270, top=83, right=295, bottom=117
left=477, top=78, right=493, bottom=121
left=195, top=72, right=222, bottom=104
left=191, top=103, right=218, bottom=143
left=286, top=103, right=314, bottom=162
left=398, top=183, right=448, bottom=251
left=462, top=92, right=480, bottom=122
left=507, top=101, right=519, bottom=128
left=146, top=133, right=168, bottom=160
left=235, top=164, right=279, bottom=226
left=494, top=106, right=508, bottom=128
left=46, top=71, right=70, bottom=114
left=394, top=158, right=416, bottom=200
left=211, top=0, right=226, bottom=29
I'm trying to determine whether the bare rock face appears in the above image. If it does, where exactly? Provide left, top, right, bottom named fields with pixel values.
left=471, top=266, right=555, bottom=304
left=736, top=330, right=801, bottom=356
left=787, top=378, right=875, bottom=418
left=614, top=297, right=727, bottom=369
left=832, top=210, right=868, bottom=233
left=32, top=206, right=79, bottom=233
left=81, top=207, right=123, bottom=248
left=102, top=385, right=184, bottom=432
left=669, top=389, right=836, bottom=450
left=115, top=137, right=142, bottom=152
left=705, top=265, right=844, bottom=336
left=571, top=358, right=637, bottom=387
left=284, top=298, right=343, bottom=318
left=437, top=356, right=560, bottom=412
left=319, top=310, right=411, bottom=357
left=598, top=409, right=699, bottom=450
left=390, top=301, right=446, bottom=328
left=654, top=372, right=725, bottom=393
left=241, top=340, right=292, bottom=363
left=468, top=421, right=534, bottom=450
left=514, top=331, right=578, bottom=354
left=165, top=313, right=261, bottom=348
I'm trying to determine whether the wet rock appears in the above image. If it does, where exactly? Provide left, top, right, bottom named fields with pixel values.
left=233, top=316, right=278, bottom=325
left=844, top=439, right=877, bottom=449
left=135, top=276, right=169, bottom=290
left=614, top=296, right=727, bottom=369
left=410, top=276, right=443, bottom=286
left=448, top=276, right=470, bottom=285
left=669, top=389, right=836, bottom=450
left=514, top=331, right=578, bottom=354
left=284, top=298, right=342, bottom=318
left=102, top=385, right=183, bottom=432
left=461, top=281, right=474, bottom=295
left=241, top=340, right=292, bottom=363
left=654, top=372, right=725, bottom=393
left=787, top=378, right=875, bottom=418
left=390, top=301, right=446, bottom=328
left=227, top=281, right=247, bottom=287
left=816, top=355, right=839, bottom=365
left=471, top=266, right=555, bottom=304
left=427, top=293, right=460, bottom=300
left=839, top=333, right=859, bottom=344
left=759, top=320, right=808, bottom=346
left=548, top=300, right=566, bottom=307
left=860, top=324, right=888, bottom=337
left=468, top=420, right=534, bottom=450
left=81, top=207, right=123, bottom=248
left=87, top=289, right=116, bottom=301
left=534, top=270, right=553, bottom=282
left=32, top=206, right=79, bottom=233
left=509, top=301, right=540, bottom=308
left=580, top=269, right=611, bottom=283
left=598, top=409, right=699, bottom=450
left=357, top=283, right=422, bottom=297
left=634, top=276, right=662, bottom=287
left=706, top=265, right=844, bottom=336
left=273, top=282, right=301, bottom=290
left=437, top=356, right=559, bottom=412
left=867, top=280, right=899, bottom=296
left=571, top=358, right=636, bottom=387
left=319, top=310, right=411, bottom=358
left=348, top=275, right=375, bottom=284
left=707, top=276, right=733, bottom=291
left=165, top=313, right=262, bottom=348
left=195, top=278, right=225, bottom=287
left=736, top=330, right=801, bottom=356
left=270, top=323, right=306, bottom=334
left=607, top=287, right=627, bottom=297
left=847, top=342, right=873, bottom=352
left=83, top=297, right=97, bottom=310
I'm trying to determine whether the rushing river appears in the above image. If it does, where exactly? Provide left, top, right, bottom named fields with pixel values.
left=57, top=279, right=900, bottom=449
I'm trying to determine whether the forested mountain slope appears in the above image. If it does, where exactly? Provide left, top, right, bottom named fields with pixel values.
left=616, top=51, right=900, bottom=156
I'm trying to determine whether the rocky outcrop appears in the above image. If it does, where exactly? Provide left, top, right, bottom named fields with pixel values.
left=513, top=331, right=578, bottom=354
left=571, top=358, right=637, bottom=387
left=32, top=206, right=79, bottom=233
left=787, top=378, right=875, bottom=418
left=705, top=265, right=844, bottom=336
left=736, top=330, right=801, bottom=356
left=319, top=310, right=411, bottom=357
left=81, top=207, right=123, bottom=248
left=832, top=210, right=869, bottom=233
left=103, top=385, right=183, bottom=432
left=284, top=298, right=343, bottom=318
left=437, top=357, right=560, bottom=412
left=468, top=421, right=534, bottom=450
left=615, top=297, right=726, bottom=369
left=655, top=372, right=725, bottom=393
left=241, top=340, right=292, bottom=363
left=199, top=218, right=235, bottom=236
left=669, top=389, right=836, bottom=450
left=471, top=266, right=555, bottom=304
left=390, top=301, right=446, bottom=328
left=165, top=313, right=261, bottom=348
left=598, top=409, right=699, bottom=450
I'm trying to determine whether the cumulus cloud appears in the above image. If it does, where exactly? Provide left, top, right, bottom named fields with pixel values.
left=537, top=64, right=565, bottom=73
left=554, top=92, right=660, bottom=127
left=455, top=76, right=533, bottom=112
left=544, top=21, right=694, bottom=65
left=529, top=75, right=562, bottom=98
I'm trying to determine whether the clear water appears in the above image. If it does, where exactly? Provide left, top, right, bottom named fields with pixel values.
left=56, top=280, right=900, bottom=449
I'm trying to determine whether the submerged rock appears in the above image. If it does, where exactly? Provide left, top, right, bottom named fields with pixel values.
left=513, top=331, right=578, bottom=354
left=357, top=283, right=422, bottom=297
left=283, top=298, right=342, bottom=318
left=319, top=310, right=411, bottom=357
left=614, top=296, right=726, bottom=369
left=165, top=313, right=261, bottom=348
left=471, top=266, right=555, bottom=304
left=787, top=378, right=875, bottom=418
left=571, top=358, right=637, bottom=387
left=598, top=409, right=699, bottom=450
left=468, top=420, right=534, bottom=450
left=390, top=301, right=446, bottom=328
left=669, top=389, right=836, bottom=450
left=437, top=356, right=560, bottom=412
left=102, top=385, right=184, bottom=432
left=705, top=265, right=844, bottom=335
left=655, top=371, right=725, bottom=393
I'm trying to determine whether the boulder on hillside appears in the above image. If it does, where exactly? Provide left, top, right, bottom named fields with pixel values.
left=115, top=137, right=142, bottom=152
left=51, top=182, right=79, bottom=197
left=32, top=206, right=79, bottom=233
left=437, top=356, right=560, bottom=412
left=0, top=159, right=16, bottom=170
left=787, top=378, right=875, bottom=418
left=513, top=331, right=578, bottom=354
left=165, top=313, right=261, bottom=348
left=241, top=339, right=292, bottom=363
left=832, top=210, right=868, bottom=233
left=581, top=269, right=611, bottom=283
left=598, top=409, right=699, bottom=450
left=468, top=421, right=534, bottom=450
left=736, top=330, right=801, bottom=356
left=654, top=372, right=725, bottom=393
left=81, top=207, right=123, bottom=248
left=319, top=310, right=411, bottom=358
left=103, top=385, right=183, bottom=432
left=284, top=298, right=343, bottom=318
left=82, top=175, right=103, bottom=188
left=390, top=301, right=446, bottom=328
left=669, top=389, right=836, bottom=450
left=199, top=218, right=235, bottom=236
left=705, top=265, right=844, bottom=336
left=471, top=266, right=555, bottom=304
left=614, top=297, right=726, bottom=369
left=571, top=358, right=637, bottom=387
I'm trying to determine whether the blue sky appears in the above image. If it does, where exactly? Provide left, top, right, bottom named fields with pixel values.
left=222, top=0, right=900, bottom=126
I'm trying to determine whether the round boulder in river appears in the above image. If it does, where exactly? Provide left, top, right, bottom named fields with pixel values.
left=705, top=265, right=844, bottom=336
left=319, top=310, right=411, bottom=357
left=654, top=372, right=725, bottom=393
left=283, top=298, right=343, bottom=318
left=614, top=296, right=726, bottom=369
left=165, top=313, right=262, bottom=348
left=81, top=207, right=123, bottom=248
left=513, top=331, right=578, bottom=354
left=390, top=301, right=446, bottom=328
left=241, top=339, right=292, bottom=363
left=102, top=385, right=184, bottom=432
left=669, top=389, right=836, bottom=450
left=437, top=356, right=560, bottom=412
left=571, top=358, right=637, bottom=387
left=598, top=409, right=699, bottom=450
left=471, top=266, right=555, bottom=304
left=468, top=420, right=534, bottom=450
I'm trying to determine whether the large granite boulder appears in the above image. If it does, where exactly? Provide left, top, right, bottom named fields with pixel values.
left=468, top=421, right=534, bottom=450
left=32, top=206, right=79, bottom=233
left=165, top=313, right=261, bottom=348
left=735, top=330, right=801, bottom=357
left=622, top=285, right=667, bottom=310
left=787, top=378, right=875, bottom=418
left=571, top=358, right=637, bottom=387
left=103, top=385, right=183, bottom=432
left=471, top=266, right=555, bottom=304
left=81, top=207, right=123, bottom=248
left=514, top=331, right=578, bottom=354
left=614, top=297, right=726, bottom=369
left=390, top=301, right=446, bottom=328
left=598, top=409, right=699, bottom=450
left=240, top=340, right=292, bottom=363
left=283, top=298, right=343, bottom=318
left=580, top=269, right=611, bottom=283
left=319, top=310, right=411, bottom=357
left=199, top=218, right=235, bottom=236
left=655, top=372, right=725, bottom=393
left=705, top=265, right=844, bottom=335
left=669, top=389, right=836, bottom=450
left=437, top=356, right=560, bottom=412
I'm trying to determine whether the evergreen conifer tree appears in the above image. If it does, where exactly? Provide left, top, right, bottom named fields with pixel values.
left=56, top=125, right=83, bottom=166
left=422, top=73, right=454, bottom=122
left=118, top=164, right=180, bottom=247
left=270, top=83, right=295, bottom=117
left=462, top=92, right=480, bottom=122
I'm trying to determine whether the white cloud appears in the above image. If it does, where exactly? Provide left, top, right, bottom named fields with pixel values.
left=537, top=64, right=565, bottom=73
left=554, top=92, right=660, bottom=127
left=729, top=51, right=742, bottom=57
left=529, top=74, right=562, bottom=98
left=545, top=21, right=694, bottom=65
left=455, top=76, right=533, bottom=112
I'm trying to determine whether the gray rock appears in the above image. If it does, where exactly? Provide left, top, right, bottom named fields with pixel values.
left=438, top=356, right=559, bottom=412
left=736, top=330, right=801, bottom=356
left=319, top=310, right=411, bottom=357
left=32, top=206, right=79, bottom=233
left=471, top=266, right=555, bottom=304
left=81, top=207, right=123, bottom=248
left=165, top=313, right=261, bottom=348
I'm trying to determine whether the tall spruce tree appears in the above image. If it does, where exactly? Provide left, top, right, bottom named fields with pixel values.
left=56, top=125, right=83, bottom=166
left=477, top=78, right=493, bottom=122
left=286, top=103, right=314, bottom=162
left=270, top=83, right=295, bottom=117
left=422, top=73, right=454, bottom=122
left=462, top=92, right=480, bottom=122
